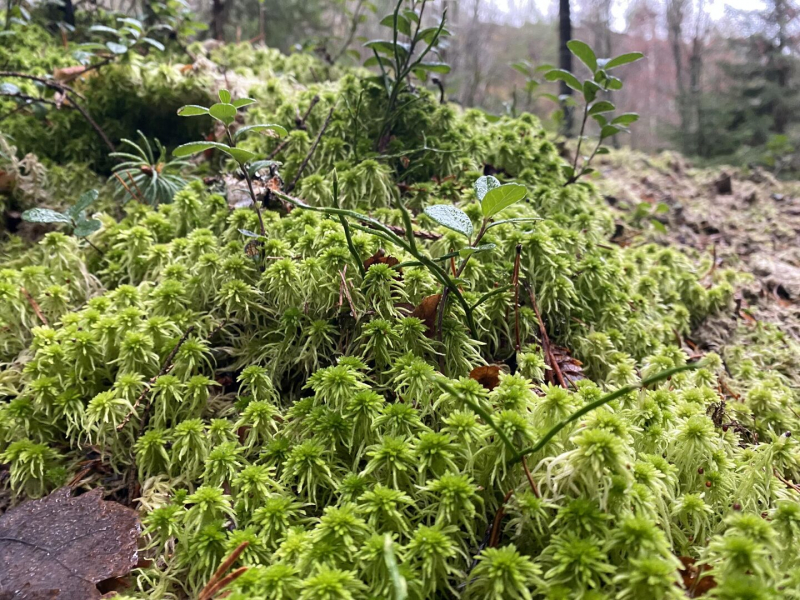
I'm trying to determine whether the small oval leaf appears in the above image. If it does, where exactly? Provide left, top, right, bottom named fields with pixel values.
left=177, top=105, right=209, bottom=117
left=209, top=102, right=237, bottom=125
left=21, top=208, right=71, bottom=224
left=424, top=204, right=473, bottom=238
left=474, top=175, right=501, bottom=201
left=481, top=183, right=527, bottom=218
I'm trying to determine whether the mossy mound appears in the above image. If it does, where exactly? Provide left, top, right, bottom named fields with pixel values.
left=1, top=40, right=799, bottom=600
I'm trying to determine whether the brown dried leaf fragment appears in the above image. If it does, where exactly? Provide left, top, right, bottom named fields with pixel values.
left=411, top=294, right=442, bottom=336
left=550, top=345, right=585, bottom=387
left=679, top=556, right=717, bottom=597
left=363, top=249, right=400, bottom=271
left=0, top=487, right=141, bottom=599
left=469, top=365, right=503, bottom=391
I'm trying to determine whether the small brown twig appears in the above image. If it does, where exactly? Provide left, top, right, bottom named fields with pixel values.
left=489, top=489, right=515, bottom=548
left=775, top=470, right=800, bottom=495
left=117, top=325, right=197, bottom=431
left=267, top=95, right=320, bottom=159
left=197, top=542, right=250, bottom=600
left=68, top=94, right=115, bottom=152
left=286, top=105, right=335, bottom=193
left=339, top=267, right=359, bottom=319
left=512, top=244, right=522, bottom=352
left=521, top=456, right=540, bottom=497
left=113, top=172, right=142, bottom=203
left=524, top=280, right=567, bottom=389
left=20, top=287, right=48, bottom=325
left=126, top=171, right=145, bottom=200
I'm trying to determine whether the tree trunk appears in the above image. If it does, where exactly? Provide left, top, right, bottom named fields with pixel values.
left=212, top=0, right=225, bottom=41
left=60, top=0, right=75, bottom=26
left=559, top=0, right=573, bottom=134
left=666, top=0, right=688, bottom=149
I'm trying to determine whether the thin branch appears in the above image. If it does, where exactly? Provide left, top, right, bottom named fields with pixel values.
left=0, top=71, right=84, bottom=98
left=489, top=489, right=514, bottom=547
left=267, top=95, right=320, bottom=159
left=286, top=105, right=335, bottom=193
left=197, top=541, right=250, bottom=600
left=67, top=93, right=115, bottom=152
left=339, top=267, right=359, bottom=319
left=512, top=244, right=522, bottom=352
left=117, top=325, right=197, bottom=431
left=523, top=280, right=567, bottom=388
left=20, top=287, right=48, bottom=325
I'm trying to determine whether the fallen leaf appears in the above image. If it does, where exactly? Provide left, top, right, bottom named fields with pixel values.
left=679, top=556, right=717, bottom=597
left=470, top=365, right=503, bottom=391
left=364, top=249, right=400, bottom=270
left=0, top=487, right=141, bottom=599
left=550, top=345, right=585, bottom=386
left=411, top=294, right=441, bottom=336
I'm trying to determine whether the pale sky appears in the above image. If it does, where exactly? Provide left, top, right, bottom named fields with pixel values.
left=488, top=0, right=766, bottom=29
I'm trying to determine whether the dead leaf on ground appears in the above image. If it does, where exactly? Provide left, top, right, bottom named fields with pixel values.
left=364, top=249, right=400, bottom=270
left=469, top=365, right=503, bottom=391
left=411, top=294, right=441, bottom=336
left=679, top=556, right=717, bottom=597
left=0, top=487, right=141, bottom=599
left=550, top=345, right=585, bottom=386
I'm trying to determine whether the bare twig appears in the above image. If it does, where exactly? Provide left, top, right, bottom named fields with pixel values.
left=524, top=281, right=567, bottom=389
left=0, top=71, right=84, bottom=98
left=286, top=105, right=335, bottom=193
left=267, top=95, right=320, bottom=159
left=489, top=489, right=514, bottom=548
left=512, top=244, right=522, bottom=352
left=521, top=456, right=540, bottom=497
left=20, top=287, right=48, bottom=325
left=68, top=94, right=115, bottom=152
left=197, top=542, right=250, bottom=600
left=339, top=267, right=359, bottom=319
left=113, top=172, right=142, bottom=203
left=117, top=325, right=197, bottom=431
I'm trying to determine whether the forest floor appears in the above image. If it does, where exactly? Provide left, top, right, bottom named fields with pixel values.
left=598, top=149, right=800, bottom=384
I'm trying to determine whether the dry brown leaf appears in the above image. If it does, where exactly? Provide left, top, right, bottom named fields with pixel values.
left=411, top=294, right=441, bottom=336
left=550, top=345, right=585, bottom=386
left=363, top=249, right=400, bottom=270
left=469, top=365, right=503, bottom=391
left=679, top=556, right=717, bottom=597
left=0, top=487, right=141, bottom=599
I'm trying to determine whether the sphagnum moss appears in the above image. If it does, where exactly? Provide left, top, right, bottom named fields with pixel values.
left=0, top=12, right=799, bottom=600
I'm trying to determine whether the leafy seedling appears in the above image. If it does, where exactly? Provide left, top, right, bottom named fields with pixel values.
left=544, top=40, right=644, bottom=185
left=175, top=89, right=288, bottom=237
left=22, top=190, right=104, bottom=252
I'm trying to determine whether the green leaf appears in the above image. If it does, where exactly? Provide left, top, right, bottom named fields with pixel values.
left=105, top=41, right=128, bottom=54
left=235, top=123, right=288, bottom=140
left=458, top=243, right=496, bottom=259
left=177, top=105, right=209, bottom=117
left=650, top=218, right=667, bottom=234
left=583, top=79, right=601, bottom=103
left=416, top=62, right=450, bottom=74
left=226, top=147, right=256, bottom=163
left=364, top=39, right=407, bottom=59
left=73, top=217, right=102, bottom=238
left=238, top=228, right=261, bottom=238
left=117, top=17, right=143, bottom=31
left=567, top=39, right=597, bottom=72
left=511, top=61, right=532, bottom=76
left=600, top=124, right=622, bottom=139
left=588, top=100, right=615, bottom=115
left=209, top=102, right=237, bottom=126
left=172, top=141, right=230, bottom=157
left=481, top=183, right=527, bottom=218
left=121, top=27, right=140, bottom=39
left=592, top=114, right=608, bottom=127
left=141, top=37, right=165, bottom=51
left=545, top=69, right=582, bottom=92
left=595, top=146, right=610, bottom=155
left=424, top=204, right=473, bottom=238
left=655, top=202, right=670, bottom=214
left=21, top=208, right=71, bottom=224
left=218, top=89, right=231, bottom=103
left=605, top=52, right=644, bottom=69
left=88, top=24, right=118, bottom=35
left=606, top=76, right=623, bottom=90
left=611, top=112, right=639, bottom=126
left=416, top=26, right=450, bottom=44
left=232, top=97, right=256, bottom=108
left=67, top=189, right=98, bottom=220
left=379, top=13, right=410, bottom=36
left=473, top=176, right=501, bottom=201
